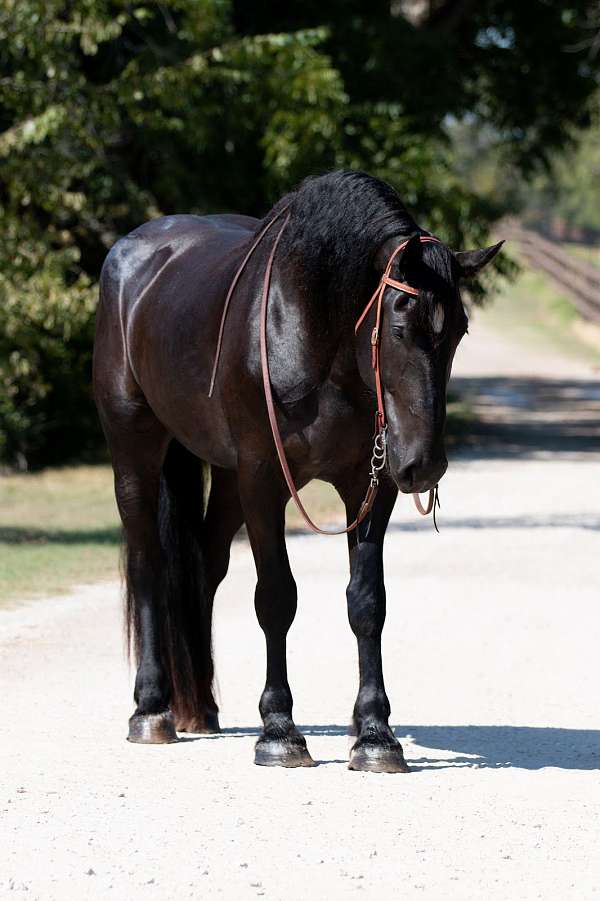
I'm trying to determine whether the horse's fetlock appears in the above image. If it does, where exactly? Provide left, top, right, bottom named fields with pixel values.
left=354, top=687, right=391, bottom=723
left=260, top=713, right=301, bottom=743
left=353, top=721, right=397, bottom=750
left=259, top=686, right=293, bottom=719
left=134, top=665, right=170, bottom=713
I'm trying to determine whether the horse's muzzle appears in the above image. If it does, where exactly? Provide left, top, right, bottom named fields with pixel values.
left=392, top=456, right=448, bottom=495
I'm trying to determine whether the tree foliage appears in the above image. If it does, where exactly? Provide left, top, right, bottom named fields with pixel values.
left=0, top=0, right=597, bottom=466
left=447, top=93, right=600, bottom=238
left=522, top=98, right=600, bottom=236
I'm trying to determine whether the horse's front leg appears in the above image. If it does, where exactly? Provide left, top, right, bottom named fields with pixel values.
left=238, top=461, right=315, bottom=768
left=336, top=472, right=409, bottom=773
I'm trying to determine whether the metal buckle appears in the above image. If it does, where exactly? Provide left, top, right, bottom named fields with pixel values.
left=369, top=425, right=388, bottom=487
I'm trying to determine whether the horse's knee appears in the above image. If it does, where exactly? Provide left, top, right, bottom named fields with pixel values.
left=347, top=545, right=385, bottom=638
left=255, top=569, right=297, bottom=635
left=347, top=588, right=385, bottom=638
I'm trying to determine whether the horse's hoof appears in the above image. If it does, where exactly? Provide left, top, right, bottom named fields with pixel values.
left=175, top=711, right=221, bottom=734
left=348, top=743, right=410, bottom=774
left=127, top=711, right=178, bottom=744
left=254, top=739, right=316, bottom=768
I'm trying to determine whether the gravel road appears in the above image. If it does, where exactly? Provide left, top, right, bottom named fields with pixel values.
left=2, top=313, right=599, bottom=900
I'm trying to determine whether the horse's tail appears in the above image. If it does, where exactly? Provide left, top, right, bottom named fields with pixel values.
left=125, top=439, right=217, bottom=727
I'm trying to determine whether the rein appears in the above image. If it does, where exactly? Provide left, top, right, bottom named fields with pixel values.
left=209, top=209, right=440, bottom=534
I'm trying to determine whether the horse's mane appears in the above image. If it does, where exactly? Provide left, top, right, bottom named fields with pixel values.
left=263, top=170, right=456, bottom=320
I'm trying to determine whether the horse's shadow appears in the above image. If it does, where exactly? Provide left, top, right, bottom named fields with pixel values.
left=192, top=723, right=600, bottom=771
left=392, top=725, right=600, bottom=772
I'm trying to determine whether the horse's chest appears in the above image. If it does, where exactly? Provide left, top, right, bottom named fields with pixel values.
left=283, top=386, right=371, bottom=480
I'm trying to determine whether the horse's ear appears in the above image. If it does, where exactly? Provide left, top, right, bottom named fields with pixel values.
left=375, top=233, right=422, bottom=272
left=454, top=241, right=504, bottom=278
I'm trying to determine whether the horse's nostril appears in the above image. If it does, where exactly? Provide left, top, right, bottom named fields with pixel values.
left=394, top=455, right=447, bottom=492
left=397, top=457, right=420, bottom=488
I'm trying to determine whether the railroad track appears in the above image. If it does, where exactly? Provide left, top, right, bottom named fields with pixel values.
left=498, top=222, right=600, bottom=323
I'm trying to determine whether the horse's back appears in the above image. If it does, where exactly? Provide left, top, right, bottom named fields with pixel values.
left=128, top=212, right=258, bottom=243
left=100, top=213, right=258, bottom=303
left=98, top=212, right=258, bottom=346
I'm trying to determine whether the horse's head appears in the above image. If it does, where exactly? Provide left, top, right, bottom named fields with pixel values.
left=359, top=234, right=502, bottom=494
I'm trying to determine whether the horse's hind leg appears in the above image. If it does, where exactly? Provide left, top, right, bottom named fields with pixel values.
left=238, top=461, right=315, bottom=767
left=175, top=465, right=244, bottom=734
left=105, top=406, right=176, bottom=743
left=336, top=472, right=409, bottom=773
left=202, top=466, right=244, bottom=602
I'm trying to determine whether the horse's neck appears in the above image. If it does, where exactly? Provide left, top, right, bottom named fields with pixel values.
left=265, top=265, right=362, bottom=406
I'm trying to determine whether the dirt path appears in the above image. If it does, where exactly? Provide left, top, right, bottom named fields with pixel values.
left=2, top=311, right=600, bottom=900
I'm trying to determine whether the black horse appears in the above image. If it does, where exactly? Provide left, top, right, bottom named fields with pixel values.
left=93, top=170, right=501, bottom=772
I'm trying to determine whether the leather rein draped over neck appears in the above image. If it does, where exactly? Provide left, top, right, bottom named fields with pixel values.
left=208, top=205, right=440, bottom=535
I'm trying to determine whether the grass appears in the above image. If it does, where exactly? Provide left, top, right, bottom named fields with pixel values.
left=0, top=465, right=121, bottom=607
left=563, top=242, right=600, bottom=269
left=481, top=261, right=600, bottom=366
left=0, top=465, right=345, bottom=606
left=287, top=480, right=346, bottom=532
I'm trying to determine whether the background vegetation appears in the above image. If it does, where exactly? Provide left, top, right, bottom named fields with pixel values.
left=1, top=0, right=598, bottom=468
left=449, top=96, right=600, bottom=240
left=0, top=465, right=340, bottom=603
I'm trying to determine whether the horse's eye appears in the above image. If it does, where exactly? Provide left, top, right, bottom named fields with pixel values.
left=391, top=325, right=405, bottom=340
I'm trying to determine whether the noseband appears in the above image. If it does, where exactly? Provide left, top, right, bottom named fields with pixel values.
left=209, top=206, right=440, bottom=535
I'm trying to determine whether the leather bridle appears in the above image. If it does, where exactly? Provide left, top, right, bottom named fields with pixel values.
left=209, top=205, right=440, bottom=535
left=354, top=234, right=442, bottom=521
